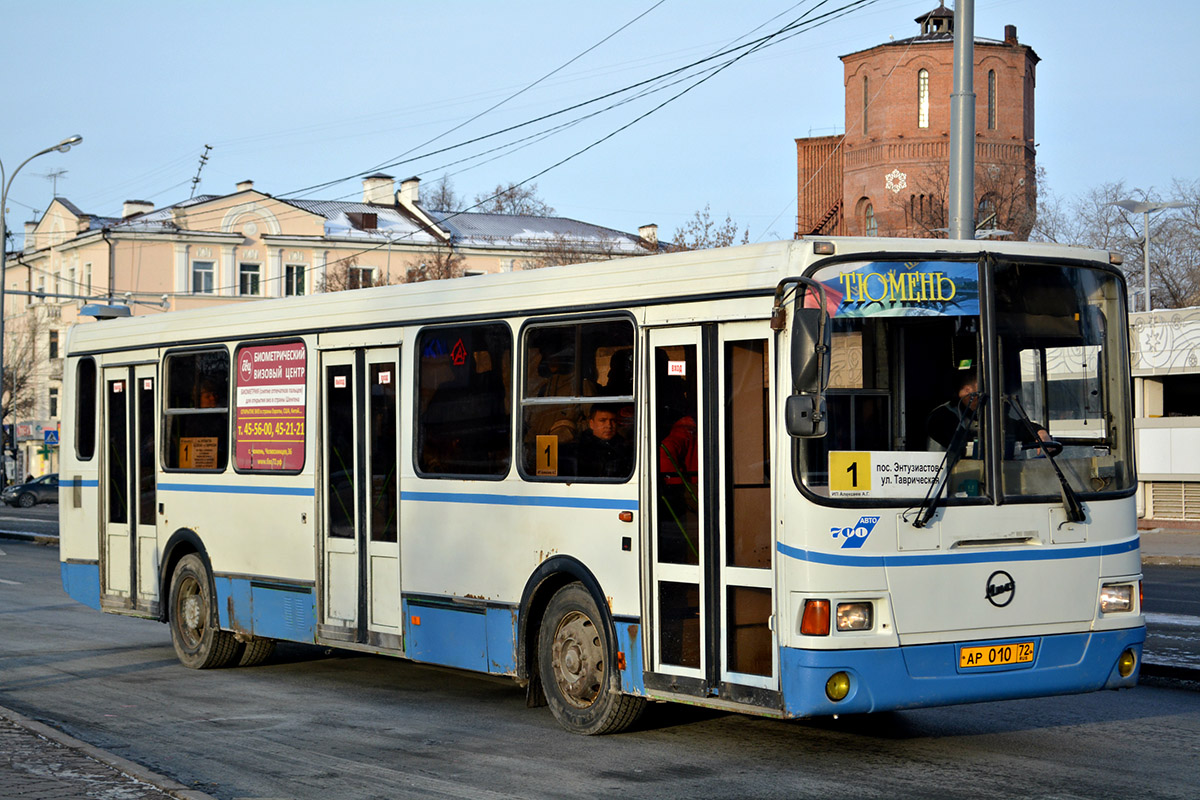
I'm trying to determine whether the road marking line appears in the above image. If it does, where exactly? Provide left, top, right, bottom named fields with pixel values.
left=0, top=578, right=22, bottom=585
left=1145, top=612, right=1200, bottom=628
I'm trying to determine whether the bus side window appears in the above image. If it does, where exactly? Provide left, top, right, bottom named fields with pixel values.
left=75, top=357, right=98, bottom=460
left=415, top=323, right=512, bottom=477
left=521, top=319, right=635, bottom=480
left=163, top=349, right=230, bottom=471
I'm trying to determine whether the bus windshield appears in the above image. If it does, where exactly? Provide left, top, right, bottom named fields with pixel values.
left=796, top=257, right=1134, bottom=505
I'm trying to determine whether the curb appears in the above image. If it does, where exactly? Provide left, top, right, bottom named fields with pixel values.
left=1141, top=662, right=1200, bottom=685
left=0, top=705, right=218, bottom=800
left=1142, top=555, right=1200, bottom=567
left=0, top=529, right=58, bottom=544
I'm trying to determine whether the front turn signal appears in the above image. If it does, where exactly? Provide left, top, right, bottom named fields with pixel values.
left=801, top=599, right=831, bottom=636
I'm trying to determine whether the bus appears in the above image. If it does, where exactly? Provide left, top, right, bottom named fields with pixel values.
left=58, top=237, right=1144, bottom=734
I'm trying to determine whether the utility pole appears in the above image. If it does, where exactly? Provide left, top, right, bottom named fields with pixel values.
left=948, top=0, right=976, bottom=240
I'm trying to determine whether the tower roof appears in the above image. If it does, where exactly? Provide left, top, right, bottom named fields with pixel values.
left=915, top=2, right=954, bottom=36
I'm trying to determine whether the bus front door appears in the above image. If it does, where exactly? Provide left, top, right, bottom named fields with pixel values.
left=648, top=323, right=778, bottom=702
left=100, top=364, right=159, bottom=615
left=319, top=347, right=402, bottom=649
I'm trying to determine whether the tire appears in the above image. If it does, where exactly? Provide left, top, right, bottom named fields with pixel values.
left=234, top=637, right=276, bottom=667
left=18, top=493, right=35, bottom=508
left=537, top=583, right=645, bottom=735
left=168, top=553, right=240, bottom=669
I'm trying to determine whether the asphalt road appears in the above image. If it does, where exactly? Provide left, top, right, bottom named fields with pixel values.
left=2, top=539, right=1199, bottom=800
left=0, top=502, right=59, bottom=538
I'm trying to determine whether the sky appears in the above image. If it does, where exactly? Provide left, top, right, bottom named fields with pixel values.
left=2, top=0, right=1197, bottom=245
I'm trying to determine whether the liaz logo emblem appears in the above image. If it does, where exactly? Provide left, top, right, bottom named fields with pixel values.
left=831, top=516, right=880, bottom=549
left=986, top=570, right=1015, bottom=607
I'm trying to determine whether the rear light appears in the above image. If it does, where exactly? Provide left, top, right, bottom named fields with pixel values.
left=836, top=602, right=873, bottom=631
left=1099, top=583, right=1134, bottom=614
left=800, top=599, right=831, bottom=635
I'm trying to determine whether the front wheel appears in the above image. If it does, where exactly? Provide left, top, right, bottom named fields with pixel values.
left=168, top=553, right=240, bottom=669
left=17, top=493, right=35, bottom=508
left=537, top=583, right=645, bottom=735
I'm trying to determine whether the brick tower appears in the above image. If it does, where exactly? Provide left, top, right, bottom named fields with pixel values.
left=796, top=2, right=1039, bottom=239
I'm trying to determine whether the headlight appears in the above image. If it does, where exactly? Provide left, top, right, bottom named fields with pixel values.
left=836, top=602, right=874, bottom=631
left=1100, top=583, right=1134, bottom=614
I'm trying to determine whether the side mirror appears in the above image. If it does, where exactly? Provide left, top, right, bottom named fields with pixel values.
left=792, top=306, right=830, bottom=394
left=785, top=394, right=827, bottom=438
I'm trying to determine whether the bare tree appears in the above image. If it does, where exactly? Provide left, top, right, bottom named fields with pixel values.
left=318, top=254, right=397, bottom=292
left=3, top=312, right=43, bottom=425
left=899, top=162, right=1037, bottom=240
left=403, top=244, right=466, bottom=283
left=523, top=232, right=629, bottom=269
left=424, top=173, right=461, bottom=212
left=666, top=205, right=750, bottom=252
left=473, top=182, right=555, bottom=216
left=1033, top=178, right=1200, bottom=309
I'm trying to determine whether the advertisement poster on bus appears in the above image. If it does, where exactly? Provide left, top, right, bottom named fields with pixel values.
left=807, top=260, right=980, bottom=318
left=235, top=342, right=307, bottom=471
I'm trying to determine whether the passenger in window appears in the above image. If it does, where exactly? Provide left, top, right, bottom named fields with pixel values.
left=526, top=331, right=594, bottom=446
left=571, top=403, right=633, bottom=479
left=198, top=378, right=221, bottom=409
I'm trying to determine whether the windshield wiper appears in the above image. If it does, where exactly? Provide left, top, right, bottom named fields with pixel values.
left=914, top=393, right=986, bottom=529
left=1005, top=395, right=1085, bottom=523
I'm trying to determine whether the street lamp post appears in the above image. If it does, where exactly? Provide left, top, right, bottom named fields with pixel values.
left=0, top=135, right=83, bottom=484
left=1114, top=198, right=1187, bottom=313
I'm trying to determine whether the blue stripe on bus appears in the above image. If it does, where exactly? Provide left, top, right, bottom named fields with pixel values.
left=776, top=536, right=1139, bottom=567
left=158, top=483, right=316, bottom=497
left=400, top=490, right=637, bottom=511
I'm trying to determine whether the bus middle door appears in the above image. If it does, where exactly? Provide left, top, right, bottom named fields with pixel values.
left=647, top=322, right=778, bottom=704
left=319, top=346, right=402, bottom=650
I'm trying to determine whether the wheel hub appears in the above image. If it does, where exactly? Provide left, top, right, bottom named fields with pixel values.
left=551, top=611, right=603, bottom=708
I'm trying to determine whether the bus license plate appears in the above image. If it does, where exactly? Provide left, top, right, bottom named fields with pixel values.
left=959, top=641, right=1035, bottom=668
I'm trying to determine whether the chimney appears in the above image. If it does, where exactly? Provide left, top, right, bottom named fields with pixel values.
left=362, top=173, right=395, bottom=204
left=398, top=176, right=420, bottom=207
left=639, top=223, right=658, bottom=247
left=122, top=200, right=154, bottom=218
left=1004, top=24, right=1018, bottom=44
left=236, top=179, right=255, bottom=193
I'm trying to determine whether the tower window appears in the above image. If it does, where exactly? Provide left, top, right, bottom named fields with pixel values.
left=865, top=203, right=877, bottom=236
left=918, top=69, right=930, bottom=128
left=862, top=75, right=869, bottom=135
left=987, top=70, right=997, bottom=130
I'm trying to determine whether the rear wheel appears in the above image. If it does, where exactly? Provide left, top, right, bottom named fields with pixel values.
left=168, top=554, right=239, bottom=669
left=234, top=638, right=276, bottom=667
left=538, top=583, right=645, bottom=735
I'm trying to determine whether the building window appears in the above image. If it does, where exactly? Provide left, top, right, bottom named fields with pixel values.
left=239, top=262, right=261, bottom=296
left=348, top=266, right=375, bottom=290
left=865, top=203, right=877, bottom=236
left=415, top=323, right=512, bottom=477
left=917, top=69, right=930, bottom=128
left=36, top=275, right=45, bottom=302
left=83, top=263, right=92, bottom=295
left=862, top=75, right=869, bottom=135
left=192, top=261, right=215, bottom=294
left=49, top=331, right=59, bottom=359
left=49, top=388, right=59, bottom=418
left=284, top=264, right=305, bottom=296
left=164, top=349, right=229, bottom=470
left=977, top=196, right=996, bottom=231
left=987, top=69, right=996, bottom=130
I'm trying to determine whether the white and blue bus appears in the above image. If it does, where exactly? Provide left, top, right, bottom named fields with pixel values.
left=59, top=237, right=1144, bottom=734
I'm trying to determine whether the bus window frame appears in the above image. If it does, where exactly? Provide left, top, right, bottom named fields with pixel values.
left=231, top=337, right=309, bottom=476
left=412, top=320, right=514, bottom=482
left=161, top=345, right=232, bottom=474
left=788, top=251, right=1137, bottom=509
left=516, top=312, right=637, bottom=484
left=74, top=356, right=98, bottom=461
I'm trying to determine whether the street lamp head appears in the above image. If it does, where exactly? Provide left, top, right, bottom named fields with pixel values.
left=1114, top=198, right=1186, bottom=214
left=55, top=135, right=83, bottom=154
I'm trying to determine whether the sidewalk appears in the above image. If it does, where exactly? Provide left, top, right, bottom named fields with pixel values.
left=0, top=705, right=216, bottom=800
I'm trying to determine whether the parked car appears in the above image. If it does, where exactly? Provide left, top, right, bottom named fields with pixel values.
left=2, top=474, right=59, bottom=508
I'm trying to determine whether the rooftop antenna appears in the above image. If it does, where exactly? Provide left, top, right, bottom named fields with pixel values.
left=36, top=168, right=68, bottom=195
left=189, top=144, right=213, bottom=198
